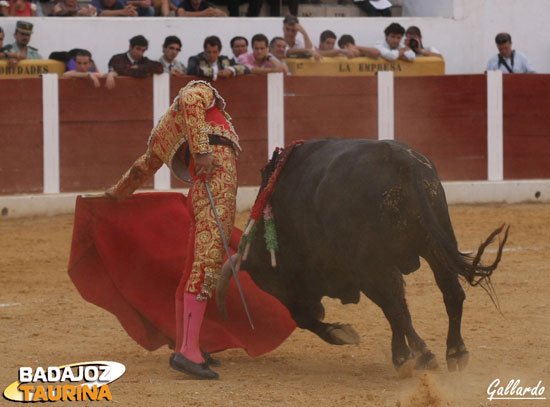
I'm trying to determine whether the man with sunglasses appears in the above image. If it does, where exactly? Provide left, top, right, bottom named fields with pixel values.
left=159, top=35, right=186, bottom=77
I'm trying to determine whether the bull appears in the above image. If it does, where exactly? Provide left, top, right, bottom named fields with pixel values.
left=216, top=138, right=508, bottom=373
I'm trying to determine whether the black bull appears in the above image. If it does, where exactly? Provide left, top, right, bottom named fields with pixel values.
left=216, top=138, right=508, bottom=373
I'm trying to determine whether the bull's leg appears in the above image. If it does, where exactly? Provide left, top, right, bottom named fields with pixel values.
left=431, top=268, right=468, bottom=372
left=289, top=302, right=360, bottom=346
left=360, top=272, right=414, bottom=374
left=404, top=318, right=438, bottom=370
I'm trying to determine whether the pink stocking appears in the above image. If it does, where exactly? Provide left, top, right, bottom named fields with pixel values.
left=179, top=292, right=207, bottom=364
left=175, top=297, right=184, bottom=352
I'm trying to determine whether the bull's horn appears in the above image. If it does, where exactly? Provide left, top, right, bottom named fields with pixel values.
left=215, top=252, right=242, bottom=320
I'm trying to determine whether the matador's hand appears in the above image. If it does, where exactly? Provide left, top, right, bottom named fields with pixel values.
left=193, top=152, right=220, bottom=177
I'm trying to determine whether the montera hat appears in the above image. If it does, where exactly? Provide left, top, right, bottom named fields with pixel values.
left=16, top=21, right=34, bottom=35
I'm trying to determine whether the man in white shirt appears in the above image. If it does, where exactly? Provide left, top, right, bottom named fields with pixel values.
left=375, top=22, right=415, bottom=62
left=283, top=15, right=321, bottom=60
left=486, top=32, right=535, bottom=74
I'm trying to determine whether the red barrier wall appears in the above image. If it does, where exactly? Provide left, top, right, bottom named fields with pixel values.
left=1, top=74, right=550, bottom=196
left=503, top=74, right=550, bottom=179
left=59, top=77, right=154, bottom=192
left=0, top=79, right=43, bottom=194
left=395, top=75, right=487, bottom=180
left=284, top=76, right=378, bottom=144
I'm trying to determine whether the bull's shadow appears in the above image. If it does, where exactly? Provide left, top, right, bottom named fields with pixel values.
left=217, top=138, right=508, bottom=375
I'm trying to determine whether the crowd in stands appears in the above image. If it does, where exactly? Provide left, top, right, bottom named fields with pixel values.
left=0, top=17, right=536, bottom=85
left=0, top=0, right=398, bottom=17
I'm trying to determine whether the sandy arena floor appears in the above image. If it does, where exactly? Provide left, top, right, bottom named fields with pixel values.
left=1, top=203, right=549, bottom=407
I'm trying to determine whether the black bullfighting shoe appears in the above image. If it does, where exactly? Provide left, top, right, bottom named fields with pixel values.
left=201, top=350, right=222, bottom=367
left=170, top=352, right=219, bottom=380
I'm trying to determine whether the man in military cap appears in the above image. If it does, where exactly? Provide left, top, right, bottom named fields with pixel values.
left=1, top=21, right=42, bottom=68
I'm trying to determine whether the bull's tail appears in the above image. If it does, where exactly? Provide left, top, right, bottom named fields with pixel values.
left=423, top=222, right=509, bottom=286
left=408, top=152, right=509, bottom=308
left=464, top=224, right=509, bottom=287
left=423, top=216, right=509, bottom=311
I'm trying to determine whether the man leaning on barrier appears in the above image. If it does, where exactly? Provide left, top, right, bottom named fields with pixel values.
left=376, top=22, right=415, bottom=62
left=62, top=49, right=117, bottom=89
left=187, top=35, right=248, bottom=80
left=337, top=34, right=381, bottom=59
left=404, top=26, right=443, bottom=59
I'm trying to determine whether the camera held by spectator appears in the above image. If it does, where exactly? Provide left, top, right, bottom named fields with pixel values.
left=408, top=38, right=419, bottom=52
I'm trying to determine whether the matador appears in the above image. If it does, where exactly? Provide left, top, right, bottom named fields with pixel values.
left=106, top=80, right=240, bottom=379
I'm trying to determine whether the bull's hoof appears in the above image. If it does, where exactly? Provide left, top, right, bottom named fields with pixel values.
left=311, top=303, right=326, bottom=321
left=326, top=323, right=360, bottom=345
left=414, top=351, right=438, bottom=370
left=446, top=346, right=469, bottom=372
left=396, top=357, right=415, bottom=379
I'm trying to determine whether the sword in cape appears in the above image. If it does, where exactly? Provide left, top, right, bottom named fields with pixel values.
left=204, top=181, right=255, bottom=330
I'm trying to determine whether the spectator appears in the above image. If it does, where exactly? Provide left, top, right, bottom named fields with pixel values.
left=212, top=0, right=264, bottom=16
left=123, top=0, right=155, bottom=16
left=318, top=30, right=336, bottom=51
left=212, top=0, right=262, bottom=17
left=337, top=34, right=380, bottom=59
left=354, top=0, right=391, bottom=17
left=62, top=49, right=117, bottom=89
left=283, top=16, right=321, bottom=60
left=187, top=35, right=248, bottom=80
left=269, top=36, right=286, bottom=61
left=404, top=26, right=443, bottom=58
left=317, top=30, right=353, bottom=58
left=92, top=0, right=138, bottom=16
left=66, top=49, right=99, bottom=71
left=487, top=32, right=535, bottom=74
left=153, top=0, right=169, bottom=14
left=0, top=0, right=37, bottom=16
left=274, top=0, right=297, bottom=16
left=1, top=21, right=42, bottom=69
left=238, top=33, right=287, bottom=75
left=177, top=0, right=226, bottom=16
left=230, top=36, right=248, bottom=64
left=167, top=0, right=180, bottom=14
left=375, top=22, right=415, bottom=62
left=159, top=35, right=186, bottom=77
left=108, top=35, right=163, bottom=78
left=51, top=0, right=97, bottom=15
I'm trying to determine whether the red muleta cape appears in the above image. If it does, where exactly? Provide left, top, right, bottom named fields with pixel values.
left=67, top=192, right=296, bottom=356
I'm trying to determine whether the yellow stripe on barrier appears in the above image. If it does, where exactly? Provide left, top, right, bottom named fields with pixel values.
left=285, top=56, right=445, bottom=76
left=0, top=60, right=66, bottom=78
